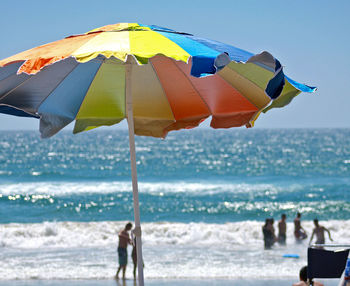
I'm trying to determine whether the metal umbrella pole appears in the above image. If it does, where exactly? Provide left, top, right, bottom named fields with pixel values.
left=126, top=58, right=145, bottom=286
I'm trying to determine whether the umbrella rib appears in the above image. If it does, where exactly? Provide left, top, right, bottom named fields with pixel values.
left=173, top=59, right=213, bottom=116
left=0, top=59, right=81, bottom=116
left=0, top=103, right=39, bottom=118
left=0, top=76, right=33, bottom=104
left=71, top=58, right=105, bottom=119
left=216, top=71, right=260, bottom=109
left=36, top=59, right=81, bottom=113
left=0, top=68, right=27, bottom=95
left=216, top=67, right=273, bottom=110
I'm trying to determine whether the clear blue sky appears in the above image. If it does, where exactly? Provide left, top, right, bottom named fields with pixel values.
left=0, top=0, right=349, bottom=131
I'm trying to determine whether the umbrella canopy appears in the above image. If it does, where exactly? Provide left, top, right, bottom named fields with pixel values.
left=0, top=23, right=316, bottom=285
left=0, top=23, right=315, bottom=139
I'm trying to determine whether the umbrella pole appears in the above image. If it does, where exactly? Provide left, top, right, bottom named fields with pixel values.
left=126, top=60, right=145, bottom=286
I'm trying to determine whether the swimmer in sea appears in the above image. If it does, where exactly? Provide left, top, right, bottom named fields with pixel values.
left=278, top=214, right=287, bottom=245
left=116, top=222, right=133, bottom=280
left=294, top=212, right=307, bottom=241
left=309, top=219, right=333, bottom=246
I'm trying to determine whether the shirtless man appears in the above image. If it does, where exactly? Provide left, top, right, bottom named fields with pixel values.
left=116, top=222, right=133, bottom=280
left=294, top=212, right=307, bottom=241
left=278, top=214, right=287, bottom=245
left=293, top=266, right=324, bottom=286
left=309, top=219, right=333, bottom=245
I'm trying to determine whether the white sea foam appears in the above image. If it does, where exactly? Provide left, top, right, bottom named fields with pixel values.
left=0, top=180, right=296, bottom=197
left=0, top=220, right=349, bottom=280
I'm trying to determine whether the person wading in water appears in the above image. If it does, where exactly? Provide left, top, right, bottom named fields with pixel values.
left=116, top=222, right=133, bottom=280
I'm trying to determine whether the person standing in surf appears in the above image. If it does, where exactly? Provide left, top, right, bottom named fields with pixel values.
left=262, top=218, right=276, bottom=249
left=131, top=229, right=144, bottom=280
left=116, top=222, right=133, bottom=280
left=294, top=212, right=307, bottom=241
left=132, top=233, right=137, bottom=280
left=309, top=219, right=333, bottom=246
left=278, top=214, right=287, bottom=245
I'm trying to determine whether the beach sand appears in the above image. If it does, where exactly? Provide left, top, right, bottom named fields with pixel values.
left=0, top=279, right=339, bottom=286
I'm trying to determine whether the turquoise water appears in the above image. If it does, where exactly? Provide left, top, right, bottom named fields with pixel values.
left=1, top=128, right=350, bottom=280
left=1, top=128, right=349, bottom=224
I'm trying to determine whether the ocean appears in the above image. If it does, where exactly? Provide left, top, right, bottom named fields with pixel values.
left=0, top=128, right=349, bottom=281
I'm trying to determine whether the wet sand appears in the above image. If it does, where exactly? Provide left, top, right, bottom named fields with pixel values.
left=0, top=278, right=339, bottom=286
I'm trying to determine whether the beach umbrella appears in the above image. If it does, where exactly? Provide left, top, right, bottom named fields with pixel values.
left=0, top=22, right=316, bottom=285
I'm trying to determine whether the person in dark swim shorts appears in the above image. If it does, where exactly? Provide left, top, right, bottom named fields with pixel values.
left=262, top=218, right=276, bottom=249
left=118, top=246, right=128, bottom=267
left=294, top=212, right=307, bottom=242
left=116, top=222, right=132, bottom=280
left=278, top=214, right=287, bottom=245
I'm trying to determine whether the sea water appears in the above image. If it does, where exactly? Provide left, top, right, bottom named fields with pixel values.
left=0, top=128, right=349, bottom=280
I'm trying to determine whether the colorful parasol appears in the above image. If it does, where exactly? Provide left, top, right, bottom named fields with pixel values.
left=0, top=23, right=316, bottom=285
